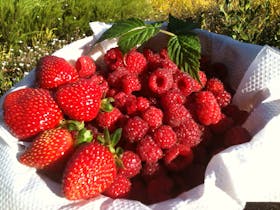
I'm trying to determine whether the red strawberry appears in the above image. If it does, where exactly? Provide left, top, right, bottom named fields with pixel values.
left=62, top=141, right=117, bottom=200
left=3, top=88, right=63, bottom=140
left=55, top=79, right=102, bottom=121
left=75, top=56, right=96, bottom=78
left=36, top=55, right=79, bottom=89
left=103, top=174, right=131, bottom=199
left=19, top=128, right=74, bottom=169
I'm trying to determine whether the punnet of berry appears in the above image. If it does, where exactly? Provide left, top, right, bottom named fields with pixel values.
left=1, top=15, right=280, bottom=209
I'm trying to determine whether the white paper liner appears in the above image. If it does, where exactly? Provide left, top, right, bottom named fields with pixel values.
left=0, top=22, right=280, bottom=210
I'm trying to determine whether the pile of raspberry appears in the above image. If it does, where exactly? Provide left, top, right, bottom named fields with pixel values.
left=86, top=47, right=251, bottom=204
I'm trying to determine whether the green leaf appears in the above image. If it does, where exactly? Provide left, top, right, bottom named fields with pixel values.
left=167, top=14, right=200, bottom=35
left=111, top=128, right=122, bottom=147
left=168, top=35, right=201, bottom=80
left=98, top=18, right=146, bottom=42
left=118, top=24, right=160, bottom=53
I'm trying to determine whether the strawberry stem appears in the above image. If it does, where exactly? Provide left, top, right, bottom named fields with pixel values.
left=100, top=97, right=115, bottom=112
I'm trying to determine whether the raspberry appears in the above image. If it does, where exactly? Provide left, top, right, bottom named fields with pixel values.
left=153, top=125, right=177, bottom=149
left=223, top=126, right=251, bottom=147
left=141, top=161, right=163, bottom=179
left=143, top=48, right=161, bottom=71
left=192, top=71, right=207, bottom=92
left=103, top=175, right=131, bottom=199
left=104, top=47, right=124, bottom=71
left=96, top=107, right=122, bottom=131
left=142, top=106, right=163, bottom=129
left=88, top=74, right=109, bottom=96
left=124, top=49, right=147, bottom=74
left=136, top=96, right=150, bottom=112
left=123, top=116, right=149, bottom=143
left=173, top=71, right=195, bottom=96
left=136, top=135, right=163, bottom=163
left=164, top=104, right=192, bottom=127
left=146, top=174, right=174, bottom=204
left=118, top=151, right=142, bottom=178
left=124, top=96, right=138, bottom=115
left=107, top=67, right=128, bottom=88
left=164, top=143, right=193, bottom=171
left=194, top=91, right=222, bottom=125
left=174, top=118, right=203, bottom=147
left=160, top=89, right=186, bottom=110
left=148, top=68, right=173, bottom=94
left=75, top=56, right=96, bottom=78
left=209, top=114, right=234, bottom=134
left=113, top=92, right=136, bottom=112
left=214, top=90, right=232, bottom=108
left=205, top=78, right=225, bottom=94
left=121, top=74, right=141, bottom=94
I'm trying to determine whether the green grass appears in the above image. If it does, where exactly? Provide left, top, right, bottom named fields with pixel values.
left=0, top=0, right=280, bottom=96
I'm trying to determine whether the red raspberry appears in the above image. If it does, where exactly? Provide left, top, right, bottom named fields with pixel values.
left=210, top=114, right=234, bottom=134
left=118, top=151, right=142, bottom=178
left=222, top=104, right=250, bottom=125
left=124, top=96, right=138, bottom=115
left=123, top=116, right=149, bottom=143
left=88, top=74, right=109, bottom=96
left=75, top=56, right=96, bottom=78
left=148, top=68, right=173, bottom=94
left=173, top=71, right=195, bottom=96
left=160, top=89, right=186, bottom=110
left=96, top=107, right=122, bottom=131
left=164, top=143, right=193, bottom=171
left=136, top=135, right=163, bottom=163
left=142, top=106, right=163, bottom=129
left=124, top=49, right=147, bottom=74
left=194, top=91, right=222, bottom=125
left=104, top=47, right=124, bottom=71
left=141, top=161, right=163, bottom=179
left=223, top=126, right=251, bottom=147
left=143, top=48, right=161, bottom=71
left=192, top=70, right=207, bottom=92
left=113, top=92, right=136, bottom=112
left=153, top=125, right=177, bottom=149
left=107, top=67, right=129, bottom=88
left=103, top=175, right=131, bottom=199
left=121, top=74, right=141, bottom=94
left=146, top=174, right=174, bottom=204
left=136, top=96, right=150, bottom=112
left=214, top=90, right=232, bottom=108
left=174, top=118, right=203, bottom=147
left=205, top=78, right=225, bottom=94
left=164, top=104, right=192, bottom=127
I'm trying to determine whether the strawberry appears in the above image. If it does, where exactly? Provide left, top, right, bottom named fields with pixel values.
left=3, top=88, right=63, bottom=140
left=19, top=128, right=74, bottom=169
left=36, top=55, right=79, bottom=89
left=62, top=141, right=117, bottom=200
left=55, top=79, right=102, bottom=121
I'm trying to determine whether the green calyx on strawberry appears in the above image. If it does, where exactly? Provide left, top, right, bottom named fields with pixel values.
left=62, top=127, right=123, bottom=200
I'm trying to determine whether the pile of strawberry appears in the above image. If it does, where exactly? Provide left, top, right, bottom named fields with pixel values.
left=2, top=46, right=251, bottom=204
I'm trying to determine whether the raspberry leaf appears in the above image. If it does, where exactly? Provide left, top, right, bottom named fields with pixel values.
left=117, top=23, right=161, bottom=53
left=167, top=14, right=200, bottom=35
left=167, top=34, right=201, bottom=81
left=98, top=18, right=147, bottom=42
